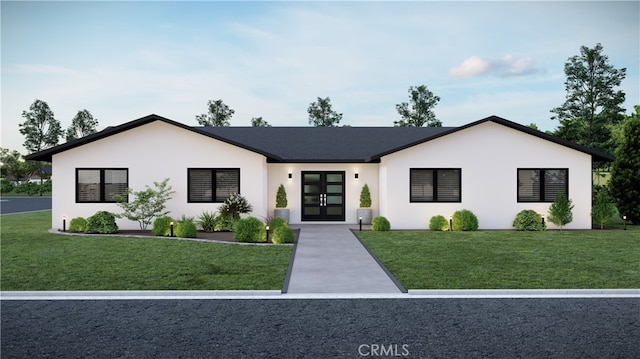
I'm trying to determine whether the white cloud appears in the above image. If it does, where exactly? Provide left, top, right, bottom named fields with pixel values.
left=448, top=56, right=490, bottom=79
left=449, top=54, right=541, bottom=79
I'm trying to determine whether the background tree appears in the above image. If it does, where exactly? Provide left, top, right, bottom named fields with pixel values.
left=19, top=99, right=62, bottom=153
left=550, top=43, right=626, bottom=157
left=66, top=109, right=99, bottom=142
left=196, top=99, right=234, bottom=126
left=307, top=97, right=342, bottom=127
left=251, top=117, right=271, bottom=127
left=394, top=85, right=441, bottom=127
left=608, top=106, right=640, bottom=224
left=1, top=148, right=27, bottom=185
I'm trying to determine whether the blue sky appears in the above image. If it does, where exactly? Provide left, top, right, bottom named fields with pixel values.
left=2, top=1, right=638, bottom=153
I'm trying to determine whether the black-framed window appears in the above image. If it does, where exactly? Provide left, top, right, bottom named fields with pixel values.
left=188, top=168, right=240, bottom=202
left=410, top=168, right=461, bottom=202
left=517, top=169, right=568, bottom=202
left=76, top=168, right=128, bottom=203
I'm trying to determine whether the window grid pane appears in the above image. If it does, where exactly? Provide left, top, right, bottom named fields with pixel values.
left=518, top=169, right=541, bottom=202
left=77, top=170, right=100, bottom=202
left=437, top=170, right=460, bottom=202
left=410, top=169, right=434, bottom=202
left=189, top=169, right=213, bottom=202
left=215, top=170, right=239, bottom=202
left=104, top=169, right=128, bottom=201
left=544, top=169, right=567, bottom=201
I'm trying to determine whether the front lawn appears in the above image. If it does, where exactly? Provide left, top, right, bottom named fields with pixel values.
left=1, top=211, right=292, bottom=290
left=357, top=229, right=640, bottom=289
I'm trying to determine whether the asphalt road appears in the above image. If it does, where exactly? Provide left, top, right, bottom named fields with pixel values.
left=2, top=298, right=638, bottom=358
left=0, top=196, right=51, bottom=215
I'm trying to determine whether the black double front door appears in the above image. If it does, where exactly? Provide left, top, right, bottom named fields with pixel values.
left=301, top=171, right=345, bottom=221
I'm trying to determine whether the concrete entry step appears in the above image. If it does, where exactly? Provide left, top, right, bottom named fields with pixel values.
left=283, top=224, right=403, bottom=294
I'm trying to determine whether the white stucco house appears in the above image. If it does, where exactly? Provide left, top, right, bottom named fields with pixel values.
left=26, top=114, right=613, bottom=230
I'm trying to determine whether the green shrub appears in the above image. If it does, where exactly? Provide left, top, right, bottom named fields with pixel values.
left=429, top=215, right=449, bottom=231
left=359, top=184, right=372, bottom=208
left=275, top=184, right=288, bottom=208
left=452, top=209, right=479, bottom=231
left=513, top=210, right=545, bottom=231
left=175, top=216, right=197, bottom=238
left=152, top=216, right=174, bottom=236
left=0, top=178, right=15, bottom=194
left=85, top=211, right=118, bottom=234
left=219, top=193, right=253, bottom=219
left=233, top=217, right=266, bottom=242
left=271, top=226, right=295, bottom=244
left=197, top=211, right=217, bottom=232
left=268, top=217, right=288, bottom=232
left=371, top=216, right=391, bottom=231
left=68, top=217, right=88, bottom=233
left=214, top=213, right=236, bottom=232
left=591, top=190, right=617, bottom=230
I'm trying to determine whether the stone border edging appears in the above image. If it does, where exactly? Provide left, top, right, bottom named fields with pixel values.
left=4, top=289, right=637, bottom=300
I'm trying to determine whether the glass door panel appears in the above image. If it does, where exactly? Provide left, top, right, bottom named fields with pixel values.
left=301, top=171, right=345, bottom=221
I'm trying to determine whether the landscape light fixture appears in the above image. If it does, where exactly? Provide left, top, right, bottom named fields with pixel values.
left=449, top=216, right=453, bottom=231
left=359, top=216, right=362, bottom=231
left=266, top=225, right=270, bottom=243
left=62, top=216, right=66, bottom=232
left=541, top=214, right=545, bottom=227
left=623, top=215, right=627, bottom=230
left=170, top=222, right=174, bottom=237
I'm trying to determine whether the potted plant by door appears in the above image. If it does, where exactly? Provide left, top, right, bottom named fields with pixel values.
left=274, top=184, right=290, bottom=223
left=357, top=183, right=372, bottom=225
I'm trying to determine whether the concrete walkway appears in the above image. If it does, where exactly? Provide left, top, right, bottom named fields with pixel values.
left=284, top=225, right=403, bottom=293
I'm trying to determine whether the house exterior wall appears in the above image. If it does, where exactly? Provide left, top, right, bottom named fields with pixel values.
left=379, top=121, right=593, bottom=229
left=267, top=163, right=379, bottom=224
left=50, top=120, right=268, bottom=230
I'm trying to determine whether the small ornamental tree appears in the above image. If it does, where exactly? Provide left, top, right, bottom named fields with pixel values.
left=275, top=184, right=288, bottom=208
left=548, top=192, right=574, bottom=230
left=113, top=178, right=175, bottom=230
left=591, top=190, right=617, bottom=230
left=359, top=184, right=372, bottom=208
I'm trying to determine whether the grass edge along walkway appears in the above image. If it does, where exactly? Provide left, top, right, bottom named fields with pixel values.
left=357, top=229, right=640, bottom=290
left=1, top=211, right=292, bottom=291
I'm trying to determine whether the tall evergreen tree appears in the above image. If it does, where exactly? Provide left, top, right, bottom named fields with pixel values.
left=196, top=99, right=234, bottom=126
left=394, top=85, right=441, bottom=127
left=550, top=43, right=626, bottom=157
left=19, top=99, right=62, bottom=153
left=608, top=106, right=640, bottom=224
left=307, top=97, right=342, bottom=127
left=66, top=109, right=99, bottom=142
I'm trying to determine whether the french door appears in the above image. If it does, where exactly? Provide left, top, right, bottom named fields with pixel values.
left=301, top=171, right=345, bottom=221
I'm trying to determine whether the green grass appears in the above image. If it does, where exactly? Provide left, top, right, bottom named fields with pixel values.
left=1, top=211, right=292, bottom=290
left=358, top=228, right=640, bottom=289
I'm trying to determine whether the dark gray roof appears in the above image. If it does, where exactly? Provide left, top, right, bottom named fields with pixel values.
left=199, top=126, right=453, bottom=162
left=25, top=114, right=614, bottom=163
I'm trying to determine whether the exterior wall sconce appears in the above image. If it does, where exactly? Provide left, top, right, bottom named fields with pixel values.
left=355, top=172, right=359, bottom=180
left=62, top=216, right=66, bottom=232
left=623, top=215, right=627, bottom=230
left=288, top=172, right=292, bottom=180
